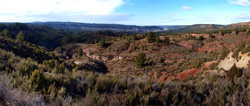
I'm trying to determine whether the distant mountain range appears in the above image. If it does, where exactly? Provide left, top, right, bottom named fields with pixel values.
left=27, top=22, right=163, bottom=33
left=167, top=22, right=250, bottom=33
left=27, top=22, right=188, bottom=33
left=1, top=21, right=250, bottom=33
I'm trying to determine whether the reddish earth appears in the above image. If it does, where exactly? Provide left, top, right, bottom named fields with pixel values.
left=165, top=61, right=216, bottom=81
left=166, top=68, right=200, bottom=81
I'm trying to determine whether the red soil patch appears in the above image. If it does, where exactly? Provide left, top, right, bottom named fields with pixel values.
left=166, top=76, right=175, bottom=81
left=173, top=68, right=199, bottom=81
left=165, top=61, right=216, bottom=81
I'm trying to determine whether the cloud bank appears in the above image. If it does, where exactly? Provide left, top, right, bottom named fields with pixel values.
left=0, top=0, right=125, bottom=22
left=229, top=0, right=250, bottom=6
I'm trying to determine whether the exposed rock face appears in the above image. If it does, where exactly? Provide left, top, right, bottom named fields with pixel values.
left=218, top=52, right=250, bottom=70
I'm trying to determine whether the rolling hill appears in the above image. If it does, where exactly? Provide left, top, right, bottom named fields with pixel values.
left=27, top=22, right=164, bottom=33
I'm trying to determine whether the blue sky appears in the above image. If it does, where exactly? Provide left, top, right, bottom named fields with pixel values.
left=0, top=0, right=250, bottom=25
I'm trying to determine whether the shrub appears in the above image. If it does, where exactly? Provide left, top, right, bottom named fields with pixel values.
left=242, top=45, right=250, bottom=54
left=1, top=29, right=10, bottom=38
left=0, top=75, right=47, bottom=106
left=209, top=63, right=218, bottom=70
left=164, top=36, right=170, bottom=45
left=226, top=64, right=242, bottom=80
left=78, top=48, right=83, bottom=57
left=147, top=31, right=156, bottom=43
left=30, top=69, right=46, bottom=89
left=198, top=36, right=204, bottom=41
left=99, top=38, right=106, bottom=48
left=192, top=58, right=206, bottom=68
left=17, top=58, right=38, bottom=76
left=219, top=47, right=230, bottom=60
left=237, top=42, right=246, bottom=52
left=135, top=52, right=146, bottom=68
left=43, top=59, right=59, bottom=69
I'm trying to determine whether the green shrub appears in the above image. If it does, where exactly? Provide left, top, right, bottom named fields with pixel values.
left=135, top=52, right=146, bottom=68
left=198, top=36, right=204, bottom=41
left=43, top=59, right=58, bottom=69
left=17, top=58, right=38, bottom=76
left=147, top=31, right=156, bottom=43
left=242, top=45, right=250, bottom=54
left=30, top=69, right=46, bottom=89
left=164, top=36, right=170, bottom=45
left=99, top=38, right=106, bottom=48
left=209, top=63, right=218, bottom=70
left=78, top=48, right=83, bottom=57
left=192, top=58, right=206, bottom=68
left=219, top=47, right=230, bottom=60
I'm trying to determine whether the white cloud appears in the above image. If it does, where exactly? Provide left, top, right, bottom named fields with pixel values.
left=229, top=0, right=250, bottom=6
left=182, top=6, right=192, bottom=10
left=0, top=0, right=124, bottom=21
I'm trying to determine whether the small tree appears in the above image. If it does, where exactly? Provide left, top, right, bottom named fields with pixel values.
left=99, top=38, right=106, bottom=48
left=198, top=36, right=204, bottom=41
left=78, top=48, right=83, bottom=57
left=155, top=36, right=160, bottom=45
left=1, top=29, right=10, bottom=37
left=147, top=31, right=156, bottom=43
left=132, top=32, right=137, bottom=41
left=226, top=63, right=242, bottom=80
left=164, top=36, right=170, bottom=45
left=135, top=52, right=146, bottom=68
left=235, top=29, right=239, bottom=35
left=220, top=47, right=230, bottom=60
left=16, top=31, right=25, bottom=44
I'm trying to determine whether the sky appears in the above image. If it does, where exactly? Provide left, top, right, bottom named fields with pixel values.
left=0, top=0, right=250, bottom=25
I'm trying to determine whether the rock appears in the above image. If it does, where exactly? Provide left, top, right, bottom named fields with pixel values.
left=112, top=56, right=124, bottom=61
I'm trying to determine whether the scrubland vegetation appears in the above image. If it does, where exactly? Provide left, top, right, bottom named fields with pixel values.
left=1, top=23, right=250, bottom=105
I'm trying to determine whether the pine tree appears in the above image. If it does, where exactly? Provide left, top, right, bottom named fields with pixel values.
left=164, top=36, right=170, bottom=45
left=198, top=36, right=204, bottom=41
left=99, top=38, right=106, bottom=48
left=135, top=52, right=146, bottom=68
left=147, top=31, right=156, bottom=43
left=78, top=48, right=83, bottom=57
left=16, top=31, right=25, bottom=44
left=226, top=63, right=242, bottom=80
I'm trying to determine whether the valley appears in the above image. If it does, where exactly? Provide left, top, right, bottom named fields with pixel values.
left=1, top=22, right=250, bottom=105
